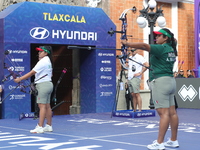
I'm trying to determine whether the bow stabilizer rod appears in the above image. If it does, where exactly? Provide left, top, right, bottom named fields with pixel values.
left=67, top=46, right=122, bottom=51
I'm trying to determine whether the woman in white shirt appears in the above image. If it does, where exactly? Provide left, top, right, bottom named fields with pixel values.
left=14, top=46, right=53, bottom=133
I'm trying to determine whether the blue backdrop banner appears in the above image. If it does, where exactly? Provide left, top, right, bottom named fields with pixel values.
left=0, top=2, right=116, bottom=118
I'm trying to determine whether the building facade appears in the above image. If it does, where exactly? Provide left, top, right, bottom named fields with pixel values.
left=0, top=0, right=195, bottom=111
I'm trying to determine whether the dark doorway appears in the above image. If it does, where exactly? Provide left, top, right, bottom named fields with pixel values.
left=30, top=44, right=73, bottom=115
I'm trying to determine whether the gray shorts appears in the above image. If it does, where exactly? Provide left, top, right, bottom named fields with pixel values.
left=128, top=77, right=141, bottom=93
left=150, top=76, right=176, bottom=109
left=36, top=81, right=53, bottom=104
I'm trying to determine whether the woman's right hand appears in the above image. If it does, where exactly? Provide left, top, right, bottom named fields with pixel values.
left=14, top=77, right=21, bottom=83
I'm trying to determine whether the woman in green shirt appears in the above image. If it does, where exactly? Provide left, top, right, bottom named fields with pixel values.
left=121, top=28, right=179, bottom=150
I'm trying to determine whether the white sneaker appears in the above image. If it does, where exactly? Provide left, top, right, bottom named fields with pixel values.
left=43, top=124, right=53, bottom=132
left=147, top=140, right=165, bottom=150
left=30, top=124, right=44, bottom=133
left=164, top=138, right=179, bottom=148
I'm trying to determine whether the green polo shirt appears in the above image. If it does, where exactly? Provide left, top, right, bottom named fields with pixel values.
left=149, top=43, right=176, bottom=82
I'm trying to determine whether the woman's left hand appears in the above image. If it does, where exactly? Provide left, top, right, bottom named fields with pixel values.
left=121, top=39, right=127, bottom=45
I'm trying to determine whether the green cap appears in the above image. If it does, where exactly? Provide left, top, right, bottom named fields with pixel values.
left=36, top=46, right=51, bottom=54
left=153, top=29, right=172, bottom=38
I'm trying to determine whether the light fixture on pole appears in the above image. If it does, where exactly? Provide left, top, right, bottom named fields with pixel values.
left=136, top=0, right=166, bottom=43
left=136, top=0, right=166, bottom=109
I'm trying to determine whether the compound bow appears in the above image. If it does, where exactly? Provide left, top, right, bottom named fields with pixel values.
left=108, top=7, right=137, bottom=69
left=1, top=50, right=32, bottom=103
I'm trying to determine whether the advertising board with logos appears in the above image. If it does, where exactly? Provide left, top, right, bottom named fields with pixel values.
left=0, top=2, right=116, bottom=118
left=175, top=78, right=200, bottom=109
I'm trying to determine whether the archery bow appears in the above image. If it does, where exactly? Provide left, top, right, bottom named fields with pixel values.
left=108, top=7, right=137, bottom=70
left=1, top=50, right=31, bottom=103
left=108, top=7, right=137, bottom=117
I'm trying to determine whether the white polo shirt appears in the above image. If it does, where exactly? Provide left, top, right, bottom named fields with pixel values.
left=32, top=56, right=52, bottom=83
left=128, top=53, right=146, bottom=80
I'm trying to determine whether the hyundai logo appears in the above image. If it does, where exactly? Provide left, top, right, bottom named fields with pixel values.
left=30, top=27, right=50, bottom=39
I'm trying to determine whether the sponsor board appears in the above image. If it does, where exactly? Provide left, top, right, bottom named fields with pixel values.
left=112, top=110, right=156, bottom=118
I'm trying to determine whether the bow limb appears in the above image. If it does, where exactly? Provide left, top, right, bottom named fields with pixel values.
left=51, top=68, right=67, bottom=106
left=2, top=63, right=20, bottom=83
left=1, top=84, right=21, bottom=103
left=3, top=50, right=22, bottom=82
left=118, top=9, right=131, bottom=70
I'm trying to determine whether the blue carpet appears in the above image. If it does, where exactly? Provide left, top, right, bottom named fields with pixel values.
left=0, top=108, right=199, bottom=150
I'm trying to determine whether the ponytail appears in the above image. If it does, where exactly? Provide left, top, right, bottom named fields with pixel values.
left=162, top=28, right=178, bottom=56
left=45, top=46, right=54, bottom=68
